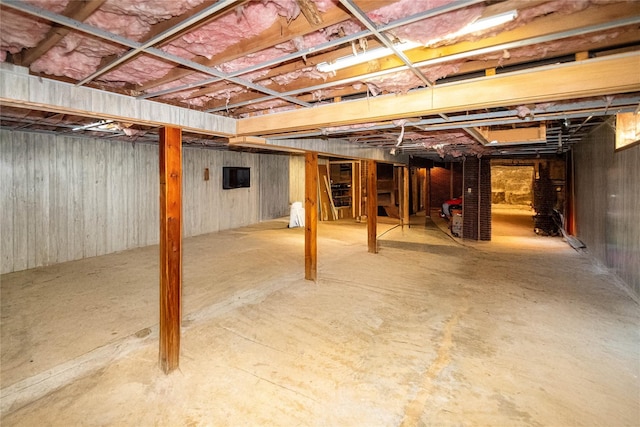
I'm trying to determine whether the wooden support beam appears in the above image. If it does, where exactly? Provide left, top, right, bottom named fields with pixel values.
left=228, top=136, right=305, bottom=153
left=352, top=161, right=361, bottom=219
left=424, top=168, right=431, bottom=218
left=296, top=0, right=323, bottom=26
left=575, top=51, right=590, bottom=61
left=402, top=166, right=410, bottom=227
left=159, top=126, right=182, bottom=374
left=237, top=53, right=640, bottom=136
left=478, top=124, right=547, bottom=144
left=305, top=152, right=318, bottom=281
left=367, top=160, right=378, bottom=254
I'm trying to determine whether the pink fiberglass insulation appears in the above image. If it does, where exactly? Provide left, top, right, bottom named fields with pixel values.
left=238, top=99, right=301, bottom=116
left=516, top=0, right=590, bottom=23
left=0, top=10, right=50, bottom=61
left=366, top=0, right=483, bottom=47
left=303, top=20, right=364, bottom=48
left=108, top=0, right=303, bottom=86
left=155, top=67, right=274, bottom=104
left=26, top=0, right=67, bottom=12
left=367, top=0, right=454, bottom=25
left=269, top=66, right=329, bottom=86
left=0, top=0, right=67, bottom=60
left=196, top=19, right=363, bottom=100
left=190, top=21, right=364, bottom=102
left=29, top=0, right=211, bottom=79
left=207, top=19, right=364, bottom=90
left=32, top=32, right=128, bottom=81
left=387, top=5, right=484, bottom=46
left=27, top=0, right=302, bottom=85
left=362, top=62, right=462, bottom=94
left=151, top=72, right=215, bottom=96
left=164, top=1, right=292, bottom=61
left=474, top=27, right=630, bottom=64
left=419, top=131, right=479, bottom=158
left=32, top=47, right=106, bottom=81
left=217, top=44, right=297, bottom=73
left=99, top=0, right=210, bottom=26
left=314, top=0, right=339, bottom=13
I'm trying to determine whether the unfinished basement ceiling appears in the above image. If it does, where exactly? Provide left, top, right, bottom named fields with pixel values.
left=0, top=0, right=639, bottom=159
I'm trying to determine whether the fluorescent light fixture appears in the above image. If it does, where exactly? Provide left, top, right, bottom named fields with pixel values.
left=460, top=10, right=518, bottom=35
left=317, top=10, right=517, bottom=73
left=424, top=10, right=518, bottom=46
left=317, top=41, right=420, bottom=73
left=72, top=119, right=114, bottom=131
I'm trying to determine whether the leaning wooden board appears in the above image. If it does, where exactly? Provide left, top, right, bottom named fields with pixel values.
left=317, top=164, right=336, bottom=221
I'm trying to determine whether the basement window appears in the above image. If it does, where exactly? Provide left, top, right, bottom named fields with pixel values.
left=615, top=112, right=640, bottom=151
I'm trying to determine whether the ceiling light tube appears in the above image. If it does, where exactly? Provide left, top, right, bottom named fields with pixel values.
left=456, top=10, right=518, bottom=36
left=72, top=120, right=114, bottom=131
left=424, top=10, right=518, bottom=46
left=317, top=41, right=420, bottom=73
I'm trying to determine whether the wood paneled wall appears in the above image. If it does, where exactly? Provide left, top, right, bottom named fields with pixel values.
left=0, top=130, right=289, bottom=274
left=289, top=155, right=305, bottom=204
left=573, top=123, right=640, bottom=298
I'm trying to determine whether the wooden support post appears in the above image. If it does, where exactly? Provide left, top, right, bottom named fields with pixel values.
left=449, top=162, right=454, bottom=198
left=159, top=126, right=182, bottom=374
left=397, top=166, right=404, bottom=226
left=411, top=168, right=419, bottom=214
left=402, top=166, right=410, bottom=227
left=367, top=160, right=378, bottom=253
left=305, top=152, right=318, bottom=281
left=424, top=168, right=431, bottom=218
left=575, top=51, right=589, bottom=61
left=352, top=161, right=361, bottom=219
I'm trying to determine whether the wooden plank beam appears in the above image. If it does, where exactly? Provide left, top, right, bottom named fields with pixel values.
left=478, top=124, right=547, bottom=144
left=367, top=160, right=377, bottom=254
left=305, top=151, right=318, bottom=281
left=296, top=0, right=323, bottom=26
left=237, top=53, right=640, bottom=135
left=159, top=126, right=182, bottom=374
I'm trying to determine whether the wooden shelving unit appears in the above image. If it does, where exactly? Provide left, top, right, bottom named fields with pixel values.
left=329, top=161, right=360, bottom=219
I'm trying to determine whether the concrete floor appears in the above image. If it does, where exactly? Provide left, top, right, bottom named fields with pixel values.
left=1, top=206, right=639, bottom=426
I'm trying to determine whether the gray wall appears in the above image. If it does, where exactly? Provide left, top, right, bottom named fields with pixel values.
left=0, top=130, right=289, bottom=274
left=573, top=123, right=640, bottom=298
left=259, top=153, right=290, bottom=220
